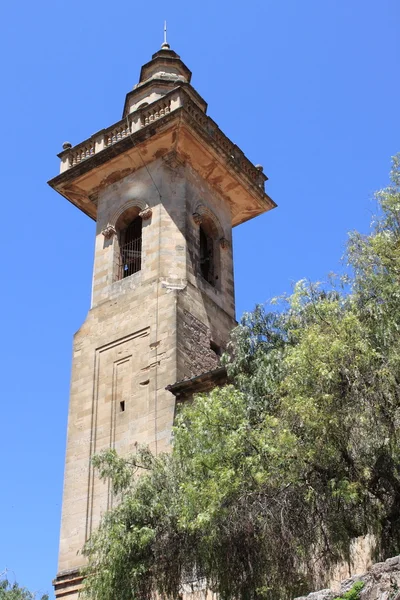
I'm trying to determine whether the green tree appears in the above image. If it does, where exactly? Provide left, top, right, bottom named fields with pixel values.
left=83, top=155, right=400, bottom=600
left=0, top=577, right=48, bottom=600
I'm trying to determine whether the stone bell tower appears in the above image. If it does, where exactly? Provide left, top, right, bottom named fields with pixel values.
left=49, top=40, right=276, bottom=600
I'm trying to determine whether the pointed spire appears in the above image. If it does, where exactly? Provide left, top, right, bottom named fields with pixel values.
left=161, top=20, right=170, bottom=50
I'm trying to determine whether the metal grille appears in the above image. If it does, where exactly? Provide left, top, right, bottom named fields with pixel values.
left=200, top=226, right=215, bottom=285
left=120, top=217, right=142, bottom=278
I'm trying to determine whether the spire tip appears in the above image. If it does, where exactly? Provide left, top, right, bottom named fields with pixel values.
left=161, top=20, right=170, bottom=50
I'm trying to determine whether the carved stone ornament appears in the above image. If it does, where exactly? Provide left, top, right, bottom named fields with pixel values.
left=139, top=207, right=153, bottom=220
left=101, top=224, right=117, bottom=239
left=192, top=212, right=203, bottom=225
left=163, top=150, right=186, bottom=170
left=220, top=237, right=231, bottom=249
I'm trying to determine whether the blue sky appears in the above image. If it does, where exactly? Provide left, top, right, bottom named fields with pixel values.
left=0, top=0, right=399, bottom=596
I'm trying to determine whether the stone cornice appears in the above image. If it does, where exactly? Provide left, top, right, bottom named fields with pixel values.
left=166, top=366, right=229, bottom=400
left=49, top=87, right=276, bottom=225
left=53, top=568, right=83, bottom=599
left=52, top=89, right=267, bottom=188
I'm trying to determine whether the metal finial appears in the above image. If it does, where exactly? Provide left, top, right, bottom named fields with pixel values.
left=161, top=20, right=170, bottom=49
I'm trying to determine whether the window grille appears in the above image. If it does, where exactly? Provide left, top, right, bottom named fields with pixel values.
left=200, top=225, right=215, bottom=285
left=120, top=216, right=142, bottom=278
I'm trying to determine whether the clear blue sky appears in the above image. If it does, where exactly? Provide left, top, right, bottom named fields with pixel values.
left=0, top=0, right=399, bottom=596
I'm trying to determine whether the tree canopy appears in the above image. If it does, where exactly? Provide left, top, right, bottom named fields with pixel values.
left=0, top=577, right=48, bottom=600
left=83, top=156, right=400, bottom=600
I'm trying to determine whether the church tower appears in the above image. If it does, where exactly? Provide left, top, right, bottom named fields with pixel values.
left=49, top=40, right=276, bottom=600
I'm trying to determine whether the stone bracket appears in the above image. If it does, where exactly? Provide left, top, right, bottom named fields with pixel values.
left=101, top=224, right=117, bottom=238
left=139, top=207, right=153, bottom=220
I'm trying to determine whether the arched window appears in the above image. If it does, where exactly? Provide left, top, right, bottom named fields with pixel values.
left=200, top=224, right=215, bottom=286
left=120, top=216, right=142, bottom=278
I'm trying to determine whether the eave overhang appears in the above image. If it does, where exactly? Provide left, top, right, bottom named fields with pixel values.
left=166, top=366, right=228, bottom=401
left=48, top=89, right=276, bottom=226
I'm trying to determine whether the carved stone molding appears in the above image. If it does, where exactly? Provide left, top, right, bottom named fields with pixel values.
left=109, top=198, right=147, bottom=229
left=53, top=568, right=83, bottom=600
left=88, top=191, right=99, bottom=206
left=192, top=212, right=203, bottom=225
left=101, top=224, right=116, bottom=239
left=220, top=237, right=231, bottom=250
left=139, top=207, right=153, bottom=220
left=163, top=150, right=186, bottom=170
left=192, top=204, right=224, bottom=239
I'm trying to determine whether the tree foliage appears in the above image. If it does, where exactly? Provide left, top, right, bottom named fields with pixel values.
left=0, top=578, right=48, bottom=600
left=334, top=581, right=364, bottom=600
left=83, top=156, right=400, bottom=600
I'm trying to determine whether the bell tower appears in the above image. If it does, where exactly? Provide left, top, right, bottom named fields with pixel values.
left=49, top=41, right=276, bottom=600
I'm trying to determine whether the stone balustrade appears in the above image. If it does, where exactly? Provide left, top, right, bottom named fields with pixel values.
left=141, top=99, right=171, bottom=126
left=57, top=89, right=266, bottom=192
left=68, top=141, right=95, bottom=167
left=182, top=97, right=266, bottom=189
left=104, top=122, right=131, bottom=147
left=58, top=92, right=181, bottom=173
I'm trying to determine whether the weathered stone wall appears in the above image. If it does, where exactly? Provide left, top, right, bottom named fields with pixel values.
left=295, top=556, right=400, bottom=600
left=176, top=283, right=236, bottom=379
left=177, top=307, right=219, bottom=378
left=175, top=161, right=236, bottom=380
left=184, top=162, right=235, bottom=319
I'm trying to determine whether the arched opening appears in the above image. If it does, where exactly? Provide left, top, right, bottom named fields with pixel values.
left=119, top=216, right=142, bottom=278
left=200, top=224, right=215, bottom=286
